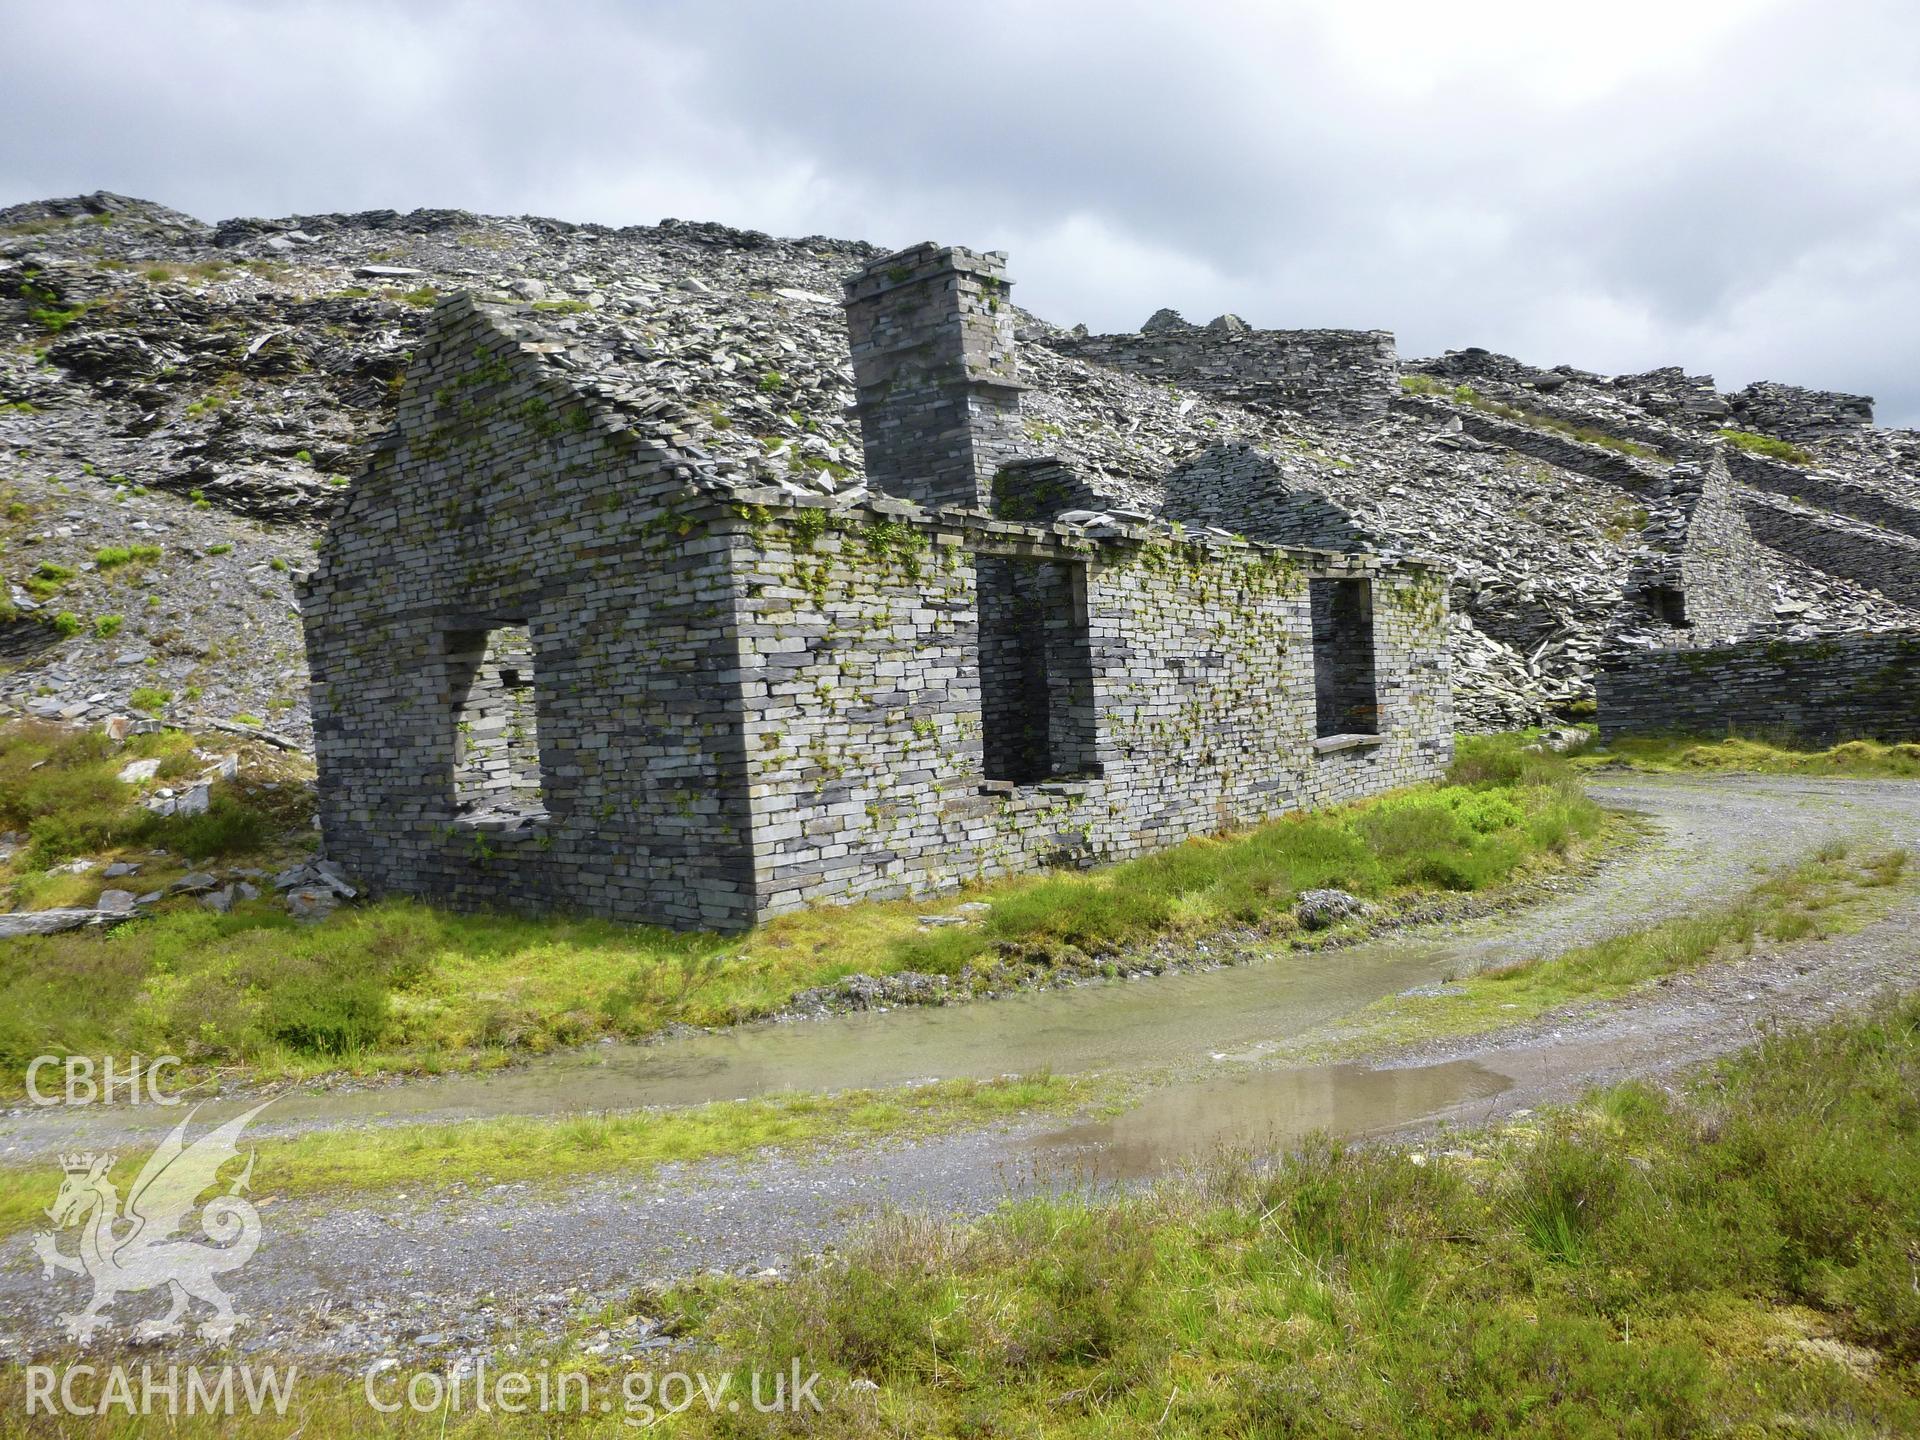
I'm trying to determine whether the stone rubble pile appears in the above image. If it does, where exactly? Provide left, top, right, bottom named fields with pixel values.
left=0, top=843, right=352, bottom=930
left=1727, top=381, right=1875, bottom=441
left=1294, top=888, right=1369, bottom=930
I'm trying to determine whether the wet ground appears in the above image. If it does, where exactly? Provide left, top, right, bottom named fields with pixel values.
left=1, top=772, right=1915, bottom=1364
left=1026, top=1058, right=1515, bottom=1180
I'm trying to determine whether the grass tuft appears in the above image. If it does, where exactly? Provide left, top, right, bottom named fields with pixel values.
left=1718, top=428, right=1814, bottom=465
left=1582, top=733, right=1920, bottom=780
left=1301, top=843, right=1909, bottom=1059
left=91, top=542, right=162, bottom=569
left=0, top=1072, right=1088, bottom=1238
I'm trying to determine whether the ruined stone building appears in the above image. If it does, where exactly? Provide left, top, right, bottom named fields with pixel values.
left=300, top=243, right=1452, bottom=931
left=1372, top=352, right=1918, bottom=746
left=1589, top=425, right=1920, bottom=745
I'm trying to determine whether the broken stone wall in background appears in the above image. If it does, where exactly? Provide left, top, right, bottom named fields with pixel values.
left=1053, top=316, right=1397, bottom=425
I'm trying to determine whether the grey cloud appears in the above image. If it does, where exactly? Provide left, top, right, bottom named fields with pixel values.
left=2, top=0, right=1916, bottom=421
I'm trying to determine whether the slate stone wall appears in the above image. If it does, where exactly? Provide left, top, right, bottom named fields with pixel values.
left=300, top=295, right=761, bottom=931
left=1613, top=454, right=1770, bottom=648
left=1052, top=325, right=1398, bottom=425
left=1393, top=400, right=1772, bottom=648
left=1158, top=440, right=1378, bottom=550
left=1394, top=396, right=1663, bottom=492
left=1478, top=387, right=1682, bottom=456
left=1727, top=381, right=1873, bottom=441
left=1091, top=535, right=1450, bottom=833
left=989, top=457, right=1116, bottom=522
left=1598, top=631, right=1920, bottom=745
left=1725, top=450, right=1920, bottom=541
left=729, top=502, right=1453, bottom=917
left=1608, top=367, right=1729, bottom=424
left=1741, top=495, right=1920, bottom=610
left=1675, top=454, right=1773, bottom=644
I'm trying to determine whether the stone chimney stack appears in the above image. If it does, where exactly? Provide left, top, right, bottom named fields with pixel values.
left=842, top=242, right=1026, bottom=510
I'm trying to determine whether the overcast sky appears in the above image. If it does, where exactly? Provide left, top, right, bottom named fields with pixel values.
left=5, top=0, right=1917, bottom=423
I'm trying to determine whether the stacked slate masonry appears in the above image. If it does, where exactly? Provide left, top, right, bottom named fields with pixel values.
left=1723, top=449, right=1920, bottom=541
left=1598, top=633, right=1920, bottom=746
left=1645, top=451, right=1774, bottom=645
left=298, top=294, right=759, bottom=930
left=1736, top=495, right=1920, bottom=611
left=1591, top=445, right=1919, bottom=745
left=735, top=505, right=1448, bottom=917
left=1386, top=408, right=1773, bottom=648
left=1156, top=440, right=1381, bottom=552
left=1725, top=381, right=1874, bottom=441
left=1051, top=315, right=1398, bottom=425
left=302, top=244, right=1452, bottom=933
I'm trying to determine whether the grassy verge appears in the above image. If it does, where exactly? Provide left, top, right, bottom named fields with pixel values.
left=858, top=734, right=1606, bottom=979
left=8, top=993, right=1917, bottom=1434
left=1291, top=842, right=1909, bottom=1060
left=1578, top=733, right=1920, bottom=779
left=0, top=1072, right=1088, bottom=1239
left=0, top=730, right=1616, bottom=1091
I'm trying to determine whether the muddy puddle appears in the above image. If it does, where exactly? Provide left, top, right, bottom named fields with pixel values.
left=3, top=935, right=1463, bottom=1151
left=1025, top=1057, right=1514, bottom=1180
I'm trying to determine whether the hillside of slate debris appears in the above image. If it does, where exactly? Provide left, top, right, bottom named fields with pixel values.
left=2, top=190, right=1916, bottom=740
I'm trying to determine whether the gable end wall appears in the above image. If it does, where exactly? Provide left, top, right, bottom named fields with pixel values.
left=300, top=298, right=758, bottom=929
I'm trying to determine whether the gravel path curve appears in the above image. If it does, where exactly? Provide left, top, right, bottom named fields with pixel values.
left=1, top=772, right=1914, bottom=1367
